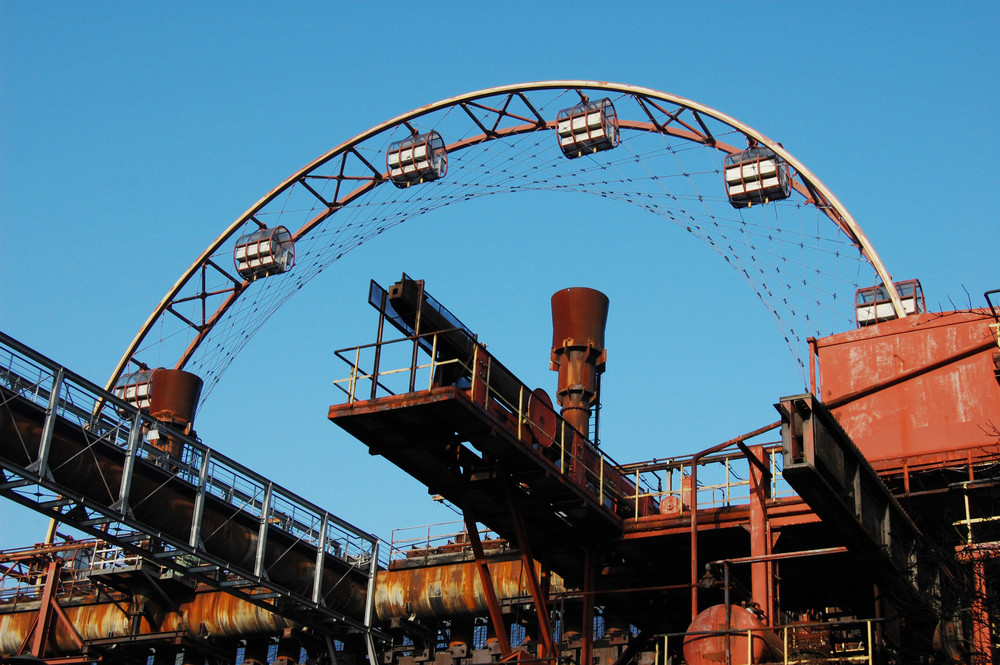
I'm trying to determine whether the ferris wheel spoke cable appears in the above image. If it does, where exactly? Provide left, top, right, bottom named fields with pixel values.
left=110, top=82, right=898, bottom=408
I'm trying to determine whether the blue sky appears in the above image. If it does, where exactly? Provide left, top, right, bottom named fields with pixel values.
left=2, top=2, right=998, bottom=549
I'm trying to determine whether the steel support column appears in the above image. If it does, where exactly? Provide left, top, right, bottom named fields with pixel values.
left=748, top=445, right=771, bottom=619
left=464, top=512, right=512, bottom=657
left=957, top=543, right=998, bottom=665
left=22, top=559, right=84, bottom=657
left=581, top=548, right=596, bottom=665
left=503, top=482, right=557, bottom=660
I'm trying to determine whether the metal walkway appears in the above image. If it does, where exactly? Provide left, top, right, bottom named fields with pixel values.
left=0, top=330, right=386, bottom=648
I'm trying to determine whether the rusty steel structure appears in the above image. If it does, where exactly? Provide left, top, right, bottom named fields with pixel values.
left=2, top=82, right=999, bottom=665
left=3, top=273, right=1000, bottom=664
left=0, top=330, right=384, bottom=664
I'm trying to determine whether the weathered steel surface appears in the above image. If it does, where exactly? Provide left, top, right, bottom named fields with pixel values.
left=0, top=602, right=129, bottom=655
left=0, top=591, right=295, bottom=655
left=375, top=557, right=561, bottom=619
left=550, top=288, right=608, bottom=436
left=148, top=368, right=203, bottom=430
left=779, top=394, right=923, bottom=596
left=683, top=604, right=780, bottom=665
left=816, top=310, right=1000, bottom=464
left=161, top=591, right=296, bottom=636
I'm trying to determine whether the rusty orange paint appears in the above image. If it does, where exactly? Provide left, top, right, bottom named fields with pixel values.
left=375, top=557, right=564, bottom=620
left=0, top=591, right=296, bottom=655
left=816, top=310, right=1000, bottom=466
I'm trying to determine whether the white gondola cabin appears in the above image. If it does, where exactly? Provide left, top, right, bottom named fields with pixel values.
left=386, top=131, right=447, bottom=188
left=556, top=98, right=620, bottom=158
left=855, top=279, right=925, bottom=326
left=723, top=146, right=791, bottom=208
left=233, top=226, right=295, bottom=280
left=115, top=368, right=156, bottom=410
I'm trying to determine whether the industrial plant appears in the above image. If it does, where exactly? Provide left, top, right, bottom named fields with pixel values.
left=2, top=82, right=997, bottom=665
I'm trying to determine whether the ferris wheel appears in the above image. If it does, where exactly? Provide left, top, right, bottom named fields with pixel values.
left=106, top=81, right=906, bottom=408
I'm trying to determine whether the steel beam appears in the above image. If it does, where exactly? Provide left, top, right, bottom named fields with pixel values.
left=777, top=394, right=923, bottom=595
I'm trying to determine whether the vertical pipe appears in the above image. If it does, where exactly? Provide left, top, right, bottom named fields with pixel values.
left=550, top=288, right=608, bottom=441
left=429, top=334, right=439, bottom=390
left=970, top=557, right=991, bottom=665
left=599, top=455, right=605, bottom=507
left=350, top=348, right=361, bottom=403
left=690, top=459, right=700, bottom=620
left=470, top=345, right=479, bottom=404
left=582, top=548, right=595, bottom=665
left=560, top=421, right=566, bottom=475
left=866, top=621, right=872, bottom=665
left=634, top=468, right=641, bottom=519
left=593, top=373, right=602, bottom=445
left=749, top=446, right=770, bottom=619
left=724, top=564, right=732, bottom=665
left=516, top=385, right=523, bottom=443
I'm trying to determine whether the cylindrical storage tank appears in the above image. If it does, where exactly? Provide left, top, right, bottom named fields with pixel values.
left=375, top=558, right=564, bottom=620
left=683, top=604, right=781, bottom=665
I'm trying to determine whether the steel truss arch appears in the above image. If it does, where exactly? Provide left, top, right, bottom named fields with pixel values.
left=107, top=81, right=903, bottom=402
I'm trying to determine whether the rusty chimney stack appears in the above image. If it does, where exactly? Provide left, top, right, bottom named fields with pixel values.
left=550, top=288, right=608, bottom=440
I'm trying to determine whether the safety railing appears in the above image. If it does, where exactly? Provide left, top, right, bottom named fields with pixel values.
left=621, top=442, right=796, bottom=519
left=388, top=520, right=505, bottom=563
left=0, top=540, right=105, bottom=606
left=0, top=330, right=386, bottom=641
left=90, top=540, right=142, bottom=573
left=332, top=330, right=655, bottom=520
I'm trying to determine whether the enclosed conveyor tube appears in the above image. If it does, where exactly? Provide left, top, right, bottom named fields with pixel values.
left=0, top=388, right=368, bottom=619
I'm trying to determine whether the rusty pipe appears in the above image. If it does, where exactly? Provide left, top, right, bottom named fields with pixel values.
left=374, top=558, right=565, bottom=620
left=0, top=590, right=296, bottom=655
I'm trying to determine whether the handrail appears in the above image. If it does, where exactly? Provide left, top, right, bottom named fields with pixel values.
left=622, top=442, right=793, bottom=519
left=330, top=331, right=643, bottom=517
left=0, top=329, right=387, bottom=638
left=387, top=520, right=503, bottom=562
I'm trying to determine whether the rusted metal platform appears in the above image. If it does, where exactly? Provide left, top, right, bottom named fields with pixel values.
left=329, top=383, right=626, bottom=582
